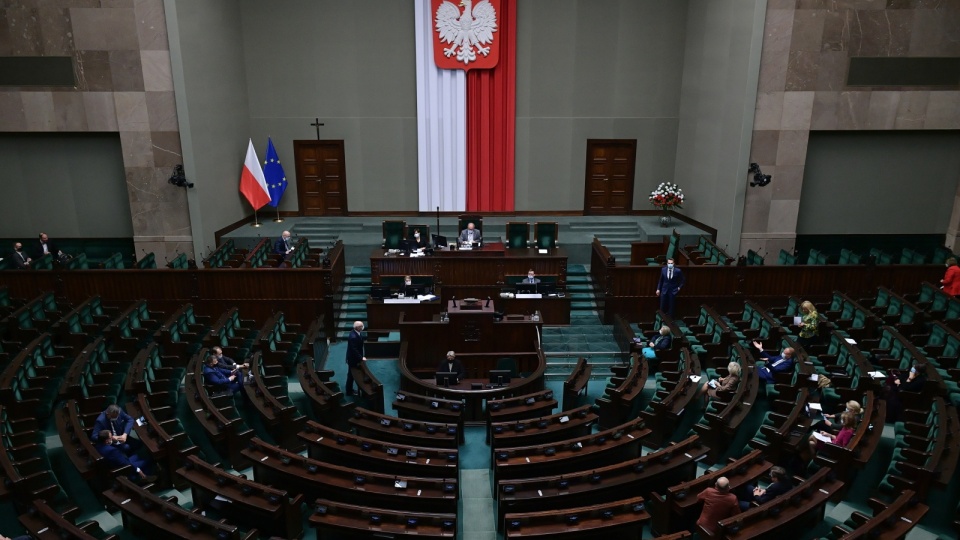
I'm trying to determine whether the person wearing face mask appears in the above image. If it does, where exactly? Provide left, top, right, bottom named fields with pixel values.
left=886, top=363, right=927, bottom=422
left=274, top=230, right=295, bottom=256
left=655, top=258, right=684, bottom=317
left=11, top=242, right=31, bottom=269
left=410, top=228, right=428, bottom=250
left=211, top=346, right=249, bottom=385
left=751, top=340, right=795, bottom=383
left=523, top=269, right=540, bottom=284
left=941, top=257, right=960, bottom=296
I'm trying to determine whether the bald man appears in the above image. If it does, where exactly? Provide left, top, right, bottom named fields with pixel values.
left=274, top=230, right=294, bottom=256
left=696, top=476, right=740, bottom=535
left=752, top=340, right=796, bottom=383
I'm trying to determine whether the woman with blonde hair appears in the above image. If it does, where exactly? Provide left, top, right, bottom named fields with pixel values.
left=697, top=361, right=741, bottom=405
left=796, top=300, right=820, bottom=349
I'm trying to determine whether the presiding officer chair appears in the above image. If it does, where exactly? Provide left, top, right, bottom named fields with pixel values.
left=505, top=222, right=530, bottom=249
left=534, top=222, right=559, bottom=249
left=382, top=220, right=406, bottom=249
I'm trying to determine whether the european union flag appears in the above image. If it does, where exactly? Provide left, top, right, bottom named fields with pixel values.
left=263, top=137, right=287, bottom=207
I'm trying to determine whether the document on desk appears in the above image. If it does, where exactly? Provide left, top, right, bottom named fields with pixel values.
left=384, top=298, right=421, bottom=304
left=813, top=432, right=833, bottom=443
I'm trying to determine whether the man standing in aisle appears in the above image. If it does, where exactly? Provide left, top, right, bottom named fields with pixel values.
left=656, top=258, right=684, bottom=317
left=345, top=321, right=366, bottom=396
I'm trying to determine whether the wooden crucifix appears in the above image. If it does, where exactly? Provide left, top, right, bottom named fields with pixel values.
left=310, top=118, right=325, bottom=140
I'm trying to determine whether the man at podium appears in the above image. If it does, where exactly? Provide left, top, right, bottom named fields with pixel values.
left=522, top=269, right=540, bottom=284
left=436, top=350, right=466, bottom=380
left=459, top=222, right=481, bottom=245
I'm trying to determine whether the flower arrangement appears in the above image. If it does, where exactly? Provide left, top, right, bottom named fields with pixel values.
left=649, top=182, right=684, bottom=210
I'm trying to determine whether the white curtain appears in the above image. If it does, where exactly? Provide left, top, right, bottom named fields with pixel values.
left=414, top=0, right=466, bottom=212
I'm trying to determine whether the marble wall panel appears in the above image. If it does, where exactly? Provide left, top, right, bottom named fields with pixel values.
left=0, top=92, right=26, bottom=131
left=69, top=7, right=138, bottom=50
left=113, top=91, right=149, bottom=131
left=893, top=91, right=928, bottom=128
left=781, top=91, right=815, bottom=129
left=751, top=130, right=781, bottom=166
left=4, top=6, right=42, bottom=55
left=83, top=91, right=119, bottom=131
left=836, top=91, right=871, bottom=128
left=37, top=6, right=74, bottom=55
left=810, top=91, right=840, bottom=129
left=141, top=50, right=173, bottom=91
left=790, top=9, right=827, bottom=51
left=21, top=91, right=55, bottom=131
left=108, top=49, right=145, bottom=91
left=755, top=92, right=785, bottom=130
left=866, top=91, right=900, bottom=128
left=145, top=91, right=178, bottom=132
left=150, top=130, right=183, bottom=168
left=775, top=130, right=809, bottom=166
left=75, top=50, right=113, bottom=92
left=134, top=0, right=168, bottom=50
left=119, top=130, right=154, bottom=168
left=52, top=91, right=88, bottom=131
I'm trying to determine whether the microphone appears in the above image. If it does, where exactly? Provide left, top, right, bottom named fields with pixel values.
left=485, top=297, right=491, bottom=308
left=452, top=296, right=457, bottom=308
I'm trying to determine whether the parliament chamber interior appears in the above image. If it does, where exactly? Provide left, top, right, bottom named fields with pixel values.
left=2, top=1, right=960, bottom=539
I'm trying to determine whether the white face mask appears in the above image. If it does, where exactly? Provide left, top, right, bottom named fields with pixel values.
left=405, top=280, right=411, bottom=285
left=667, top=263, right=674, bottom=269
left=528, top=274, right=534, bottom=279
left=414, top=233, right=420, bottom=239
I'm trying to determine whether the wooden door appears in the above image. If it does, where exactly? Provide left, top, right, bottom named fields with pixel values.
left=583, top=139, right=636, bottom=215
left=293, top=140, right=348, bottom=216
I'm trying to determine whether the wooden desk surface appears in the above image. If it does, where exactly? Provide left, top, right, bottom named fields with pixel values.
left=371, top=247, right=568, bottom=288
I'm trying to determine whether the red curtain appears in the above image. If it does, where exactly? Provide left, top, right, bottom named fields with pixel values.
left=465, top=0, right=516, bottom=212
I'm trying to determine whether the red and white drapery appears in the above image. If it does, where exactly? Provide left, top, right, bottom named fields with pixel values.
left=414, top=0, right=516, bottom=212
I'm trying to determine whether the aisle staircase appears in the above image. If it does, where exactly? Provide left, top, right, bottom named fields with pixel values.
left=335, top=266, right=372, bottom=339
left=570, top=220, right=639, bottom=262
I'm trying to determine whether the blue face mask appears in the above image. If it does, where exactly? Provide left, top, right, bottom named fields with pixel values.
left=667, top=263, right=674, bottom=269
left=910, top=367, right=917, bottom=374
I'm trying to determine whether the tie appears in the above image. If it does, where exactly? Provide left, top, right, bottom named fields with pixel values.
left=668, top=270, right=672, bottom=280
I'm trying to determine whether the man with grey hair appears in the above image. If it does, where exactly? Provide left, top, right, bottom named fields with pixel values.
left=345, top=321, right=366, bottom=395
left=696, top=476, right=740, bottom=535
left=436, top=350, right=465, bottom=380
left=91, top=403, right=142, bottom=455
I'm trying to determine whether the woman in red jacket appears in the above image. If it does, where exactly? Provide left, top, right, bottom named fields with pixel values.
left=942, top=257, right=960, bottom=296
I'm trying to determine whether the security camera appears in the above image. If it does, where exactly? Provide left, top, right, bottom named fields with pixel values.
left=750, top=173, right=771, bottom=187
left=169, top=164, right=194, bottom=188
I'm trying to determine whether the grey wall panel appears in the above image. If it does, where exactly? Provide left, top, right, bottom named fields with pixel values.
left=515, top=0, right=688, bottom=211
left=798, top=131, right=960, bottom=235
left=673, top=0, right=765, bottom=252
left=0, top=133, right=132, bottom=238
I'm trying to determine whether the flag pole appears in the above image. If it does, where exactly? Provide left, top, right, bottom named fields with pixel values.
left=274, top=206, right=283, bottom=223
left=251, top=207, right=261, bottom=228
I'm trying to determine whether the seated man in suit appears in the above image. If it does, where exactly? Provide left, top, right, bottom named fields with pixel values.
left=274, top=230, right=295, bottom=256
left=94, top=430, right=157, bottom=483
left=522, top=269, right=540, bottom=285
left=459, top=222, right=481, bottom=245
left=752, top=340, right=795, bottom=383
left=11, top=242, right=31, bottom=269
left=90, top=404, right=143, bottom=454
left=203, top=354, right=243, bottom=394
left=211, top=346, right=249, bottom=385
left=738, top=466, right=792, bottom=510
left=436, top=351, right=466, bottom=380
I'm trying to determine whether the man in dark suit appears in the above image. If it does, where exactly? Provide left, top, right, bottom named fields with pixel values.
left=345, top=321, right=366, bottom=395
left=436, top=350, right=466, bottom=380
left=522, top=269, right=541, bottom=284
left=32, top=232, right=67, bottom=263
left=202, top=354, right=243, bottom=394
left=211, top=346, right=248, bottom=385
left=738, top=466, right=792, bottom=510
left=274, top=230, right=294, bottom=256
left=752, top=340, right=795, bottom=383
left=94, top=430, right=157, bottom=483
left=656, top=258, right=684, bottom=317
left=90, top=404, right=142, bottom=454
left=459, top=222, right=481, bottom=244
left=11, top=242, right=31, bottom=269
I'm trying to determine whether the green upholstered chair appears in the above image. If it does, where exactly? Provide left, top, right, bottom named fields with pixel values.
left=505, top=222, right=530, bottom=249
left=31, top=253, right=54, bottom=270
left=168, top=253, right=188, bottom=269
left=135, top=252, right=156, bottom=269
left=534, top=222, right=558, bottom=249
left=382, top=220, right=406, bottom=249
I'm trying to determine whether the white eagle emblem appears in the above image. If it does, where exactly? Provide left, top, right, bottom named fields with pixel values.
left=435, top=0, right=498, bottom=65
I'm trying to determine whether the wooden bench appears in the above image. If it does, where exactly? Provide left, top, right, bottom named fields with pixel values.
left=827, top=490, right=928, bottom=539
left=242, top=351, right=307, bottom=450
left=242, top=437, right=457, bottom=514
left=103, top=476, right=256, bottom=539
left=504, top=495, right=650, bottom=538
left=640, top=347, right=699, bottom=447
left=486, top=389, right=558, bottom=442
left=309, top=498, right=456, bottom=539
left=746, top=387, right=811, bottom=464
left=562, top=357, right=592, bottom=410
left=815, top=390, right=885, bottom=482
left=183, top=350, right=254, bottom=469
left=491, top=404, right=598, bottom=452
left=497, top=434, right=707, bottom=524
left=126, top=392, right=200, bottom=490
left=55, top=399, right=130, bottom=493
left=296, top=361, right=355, bottom=429
left=493, top=418, right=650, bottom=487
left=648, top=449, right=771, bottom=536
left=349, top=406, right=460, bottom=448
left=393, top=390, right=465, bottom=435
left=176, top=454, right=304, bottom=539
left=692, top=343, right=759, bottom=463
left=300, top=420, right=459, bottom=478
left=18, top=499, right=119, bottom=540
left=713, top=467, right=843, bottom=539
left=350, top=358, right=385, bottom=413
left=596, top=352, right=648, bottom=429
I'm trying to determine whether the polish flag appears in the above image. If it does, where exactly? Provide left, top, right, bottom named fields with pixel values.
left=239, top=138, right=271, bottom=210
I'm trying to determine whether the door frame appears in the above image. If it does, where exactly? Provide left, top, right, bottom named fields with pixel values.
left=583, top=139, right=637, bottom=215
